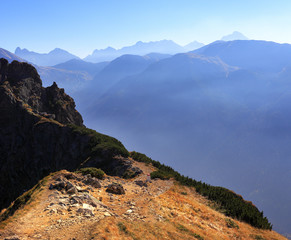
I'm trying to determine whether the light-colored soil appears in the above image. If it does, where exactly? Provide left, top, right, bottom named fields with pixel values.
left=0, top=161, right=287, bottom=240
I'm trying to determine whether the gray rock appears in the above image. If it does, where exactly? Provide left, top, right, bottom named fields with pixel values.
left=106, top=183, right=125, bottom=195
left=5, top=236, right=21, bottom=240
left=82, top=177, right=101, bottom=188
left=135, top=180, right=148, bottom=187
left=76, top=208, right=94, bottom=216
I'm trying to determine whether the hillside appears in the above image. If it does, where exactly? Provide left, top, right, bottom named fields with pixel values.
left=0, top=58, right=137, bottom=211
left=0, top=163, right=286, bottom=240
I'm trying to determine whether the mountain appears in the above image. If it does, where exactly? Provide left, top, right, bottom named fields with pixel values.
left=0, top=58, right=136, bottom=212
left=15, top=47, right=80, bottom=66
left=0, top=48, right=25, bottom=62
left=184, top=41, right=205, bottom=51
left=193, top=40, right=291, bottom=73
left=76, top=54, right=165, bottom=106
left=76, top=40, right=291, bottom=236
left=0, top=58, right=287, bottom=239
left=221, top=31, right=249, bottom=41
left=0, top=48, right=110, bottom=97
left=84, top=40, right=185, bottom=63
left=52, top=59, right=109, bottom=76
left=37, top=59, right=110, bottom=94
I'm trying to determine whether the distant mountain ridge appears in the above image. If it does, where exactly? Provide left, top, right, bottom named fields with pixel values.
left=15, top=47, right=80, bottom=66
left=0, top=48, right=25, bottom=62
left=193, top=40, right=291, bottom=73
left=84, top=40, right=204, bottom=63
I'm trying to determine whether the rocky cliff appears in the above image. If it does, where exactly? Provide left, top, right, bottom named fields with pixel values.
left=0, top=59, right=139, bottom=211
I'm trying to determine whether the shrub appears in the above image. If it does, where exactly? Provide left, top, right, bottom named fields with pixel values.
left=150, top=170, right=172, bottom=180
left=122, top=169, right=137, bottom=179
left=225, top=218, right=239, bottom=229
left=69, top=124, right=129, bottom=160
left=117, top=222, right=128, bottom=234
left=76, top=167, right=105, bottom=179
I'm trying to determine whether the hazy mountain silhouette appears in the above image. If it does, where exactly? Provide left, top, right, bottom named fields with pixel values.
left=184, top=41, right=205, bottom=51
left=76, top=54, right=162, bottom=107
left=53, top=59, right=109, bottom=76
left=0, top=48, right=25, bottom=62
left=84, top=40, right=186, bottom=63
left=15, top=47, right=80, bottom=66
left=73, top=40, right=291, bottom=235
left=221, top=31, right=249, bottom=41
left=194, top=40, right=291, bottom=73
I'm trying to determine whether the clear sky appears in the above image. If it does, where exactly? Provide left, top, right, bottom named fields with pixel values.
left=1, top=0, right=291, bottom=58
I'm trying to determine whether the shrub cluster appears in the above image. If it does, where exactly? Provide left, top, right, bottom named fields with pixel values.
left=69, top=124, right=129, bottom=160
left=76, top=167, right=105, bottom=179
left=129, top=151, right=272, bottom=230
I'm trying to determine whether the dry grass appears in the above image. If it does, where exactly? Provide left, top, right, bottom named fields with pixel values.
left=0, top=165, right=287, bottom=240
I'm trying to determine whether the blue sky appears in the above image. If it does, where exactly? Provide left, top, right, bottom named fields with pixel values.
left=1, top=0, right=291, bottom=57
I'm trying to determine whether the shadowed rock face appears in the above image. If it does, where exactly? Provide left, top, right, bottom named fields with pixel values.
left=0, top=59, right=136, bottom=211
left=0, top=58, right=83, bottom=126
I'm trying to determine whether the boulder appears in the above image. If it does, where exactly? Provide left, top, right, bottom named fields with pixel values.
left=106, top=183, right=125, bottom=195
left=82, top=176, right=101, bottom=188
left=135, top=180, right=147, bottom=187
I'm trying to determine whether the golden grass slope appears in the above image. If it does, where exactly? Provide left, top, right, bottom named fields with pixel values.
left=0, top=161, right=287, bottom=240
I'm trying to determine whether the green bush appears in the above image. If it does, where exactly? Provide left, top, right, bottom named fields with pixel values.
left=76, top=167, right=105, bottom=179
left=69, top=124, right=129, bottom=160
left=225, top=218, right=239, bottom=229
left=150, top=170, right=171, bottom=180
left=122, top=169, right=137, bottom=179
left=117, top=222, right=128, bottom=234
left=129, top=151, right=272, bottom=230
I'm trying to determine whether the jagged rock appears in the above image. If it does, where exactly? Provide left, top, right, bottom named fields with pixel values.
left=0, top=60, right=130, bottom=211
left=135, top=180, right=148, bottom=187
left=67, top=187, right=77, bottom=195
left=76, top=208, right=94, bottom=217
left=4, top=237, right=21, bottom=240
left=49, top=181, right=66, bottom=190
left=106, top=183, right=125, bottom=195
left=75, top=186, right=89, bottom=193
left=82, top=176, right=101, bottom=188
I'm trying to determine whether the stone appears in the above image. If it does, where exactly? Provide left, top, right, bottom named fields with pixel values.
left=104, top=212, right=111, bottom=217
left=4, top=236, right=21, bottom=240
left=135, top=180, right=147, bottom=187
left=106, top=183, right=125, bottom=195
left=67, top=187, right=77, bottom=194
left=76, top=208, right=94, bottom=217
left=49, top=181, right=66, bottom=191
left=82, top=177, right=101, bottom=188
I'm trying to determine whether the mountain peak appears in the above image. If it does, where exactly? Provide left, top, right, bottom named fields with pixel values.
left=221, top=31, right=249, bottom=41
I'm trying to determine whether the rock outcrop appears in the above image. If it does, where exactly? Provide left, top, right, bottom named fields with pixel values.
left=0, top=59, right=140, bottom=211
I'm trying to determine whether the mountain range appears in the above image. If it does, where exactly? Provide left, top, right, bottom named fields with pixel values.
left=15, top=47, right=80, bottom=66
left=2, top=34, right=291, bottom=236
left=84, top=40, right=204, bottom=63
left=69, top=40, right=291, bottom=237
left=11, top=32, right=249, bottom=66
left=0, top=58, right=286, bottom=240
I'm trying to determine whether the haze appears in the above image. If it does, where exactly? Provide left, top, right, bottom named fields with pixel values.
left=1, top=0, right=291, bottom=57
